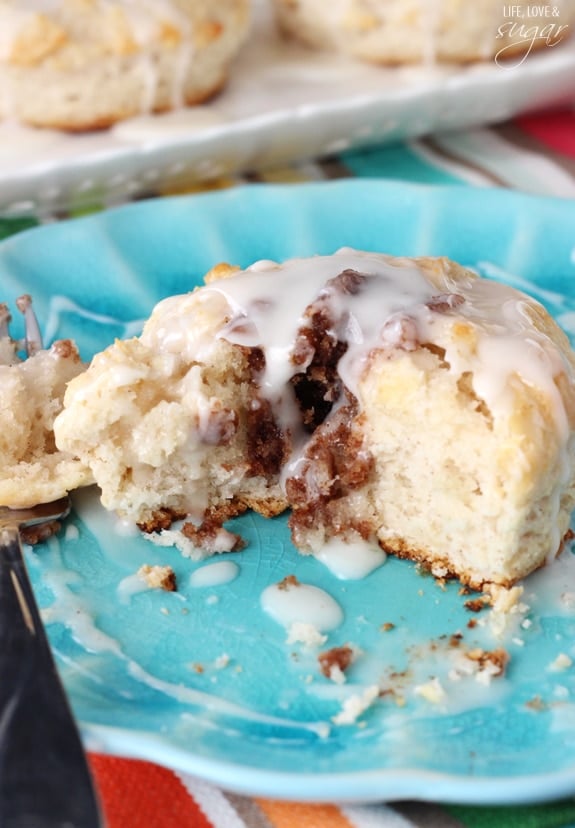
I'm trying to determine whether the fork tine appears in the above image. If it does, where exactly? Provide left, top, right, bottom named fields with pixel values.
left=15, top=294, right=43, bottom=357
left=0, top=496, right=71, bottom=530
left=0, top=303, right=19, bottom=366
left=0, top=303, right=11, bottom=340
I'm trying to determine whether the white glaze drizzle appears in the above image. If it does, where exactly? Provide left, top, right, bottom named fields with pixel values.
left=117, top=572, right=151, bottom=603
left=200, top=249, right=573, bottom=439
left=315, top=536, right=386, bottom=579
left=209, top=250, right=433, bottom=427
left=261, top=580, right=344, bottom=631
left=419, top=0, right=440, bottom=66
left=126, top=661, right=329, bottom=736
left=189, top=561, right=239, bottom=588
left=119, top=0, right=195, bottom=113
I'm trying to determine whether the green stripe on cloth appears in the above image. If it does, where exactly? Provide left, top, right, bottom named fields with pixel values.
left=446, top=799, right=575, bottom=828
left=0, top=217, right=38, bottom=241
left=341, top=141, right=465, bottom=185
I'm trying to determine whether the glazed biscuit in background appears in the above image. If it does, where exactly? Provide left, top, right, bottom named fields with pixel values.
left=272, top=0, right=575, bottom=64
left=54, top=250, right=575, bottom=589
left=0, top=0, right=250, bottom=130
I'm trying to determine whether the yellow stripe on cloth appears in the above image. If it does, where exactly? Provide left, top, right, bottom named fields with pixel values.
left=256, top=799, right=355, bottom=828
left=160, top=176, right=240, bottom=196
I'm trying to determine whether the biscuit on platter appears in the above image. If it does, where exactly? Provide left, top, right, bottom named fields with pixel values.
left=272, top=0, right=575, bottom=64
left=0, top=0, right=250, bottom=130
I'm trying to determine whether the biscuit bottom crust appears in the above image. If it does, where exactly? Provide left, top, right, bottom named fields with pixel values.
left=33, top=76, right=227, bottom=133
left=1, top=55, right=229, bottom=131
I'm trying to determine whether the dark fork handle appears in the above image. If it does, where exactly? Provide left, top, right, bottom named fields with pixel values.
left=0, top=527, right=102, bottom=828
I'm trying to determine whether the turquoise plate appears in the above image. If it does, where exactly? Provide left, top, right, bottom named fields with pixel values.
left=2, top=180, right=575, bottom=805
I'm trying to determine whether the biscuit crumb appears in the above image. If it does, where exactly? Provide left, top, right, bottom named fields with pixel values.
left=286, top=622, right=327, bottom=649
left=485, top=585, right=529, bottom=637
left=21, top=520, right=62, bottom=546
left=464, top=597, right=488, bottom=613
left=548, top=653, right=573, bottom=672
left=332, top=685, right=379, bottom=725
left=137, top=564, right=177, bottom=592
left=525, top=695, right=547, bottom=712
left=182, top=522, right=245, bottom=553
left=466, top=647, right=509, bottom=682
left=414, top=677, right=446, bottom=704
left=486, top=584, right=525, bottom=614
left=318, top=645, right=355, bottom=681
left=277, top=574, right=300, bottom=591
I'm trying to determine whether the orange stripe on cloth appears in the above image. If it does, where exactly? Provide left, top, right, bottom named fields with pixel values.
left=256, top=799, right=355, bottom=828
left=89, top=754, right=214, bottom=828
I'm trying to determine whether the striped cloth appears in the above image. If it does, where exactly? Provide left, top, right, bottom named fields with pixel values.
left=3, top=104, right=575, bottom=828
left=88, top=753, right=575, bottom=828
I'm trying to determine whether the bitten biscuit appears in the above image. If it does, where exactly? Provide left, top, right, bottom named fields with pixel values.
left=0, top=332, right=92, bottom=507
left=55, top=250, right=575, bottom=588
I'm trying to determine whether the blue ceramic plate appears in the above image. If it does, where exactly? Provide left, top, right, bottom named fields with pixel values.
left=3, top=181, right=575, bottom=805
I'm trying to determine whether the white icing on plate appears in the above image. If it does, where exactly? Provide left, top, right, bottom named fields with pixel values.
left=3, top=180, right=575, bottom=804
left=112, top=108, right=227, bottom=143
left=315, top=537, right=386, bottom=580
left=261, top=581, right=344, bottom=632
left=189, top=561, right=239, bottom=588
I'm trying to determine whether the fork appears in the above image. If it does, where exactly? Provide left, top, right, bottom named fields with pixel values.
left=0, top=300, right=102, bottom=827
